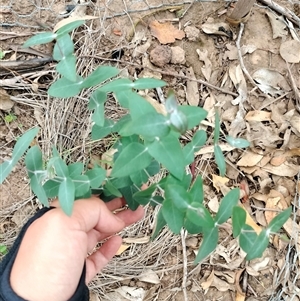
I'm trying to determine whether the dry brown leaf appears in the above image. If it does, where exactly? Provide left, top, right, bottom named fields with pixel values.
left=186, top=67, right=199, bottom=106
left=280, top=40, right=300, bottom=63
left=116, top=244, right=130, bottom=255
left=137, top=269, right=160, bottom=284
left=196, top=49, right=212, bottom=81
left=235, top=269, right=246, bottom=301
left=149, top=20, right=185, bottom=44
left=237, top=152, right=263, bottom=167
left=208, top=196, right=219, bottom=213
left=263, top=162, right=299, bottom=177
left=195, top=144, right=234, bottom=155
left=240, top=204, right=262, bottom=234
left=0, top=88, right=14, bottom=111
left=245, top=110, right=272, bottom=122
left=212, top=175, right=229, bottom=192
left=201, top=270, right=214, bottom=290
left=265, top=11, right=287, bottom=38
left=212, top=275, right=234, bottom=292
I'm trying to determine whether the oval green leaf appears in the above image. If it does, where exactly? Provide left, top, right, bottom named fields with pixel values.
left=58, top=177, right=75, bottom=216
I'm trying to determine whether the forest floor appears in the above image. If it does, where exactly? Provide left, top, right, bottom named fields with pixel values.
left=0, top=0, right=300, bottom=300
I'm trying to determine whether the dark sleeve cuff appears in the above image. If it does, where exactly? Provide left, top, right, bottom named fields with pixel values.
left=0, top=207, right=89, bottom=301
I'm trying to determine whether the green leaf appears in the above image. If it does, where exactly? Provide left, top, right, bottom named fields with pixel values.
left=91, top=119, right=114, bottom=140
left=239, top=224, right=257, bottom=254
left=169, top=109, right=188, bottom=134
left=53, top=34, right=74, bottom=61
left=214, top=145, right=226, bottom=177
left=43, top=180, right=60, bottom=198
left=52, top=157, right=69, bottom=178
left=30, top=174, right=49, bottom=207
left=165, top=184, right=192, bottom=210
left=23, top=32, right=57, bottom=48
left=130, top=160, right=160, bottom=186
left=226, top=135, right=250, bottom=149
left=88, top=90, right=107, bottom=110
left=99, top=78, right=133, bottom=93
left=71, top=174, right=90, bottom=198
left=232, top=206, right=246, bottom=238
left=81, top=66, right=119, bottom=88
left=119, top=185, right=140, bottom=210
left=165, top=90, right=178, bottom=113
left=0, top=245, right=8, bottom=255
left=184, top=218, right=202, bottom=234
left=126, top=91, right=157, bottom=119
left=132, top=78, right=166, bottom=90
left=133, top=184, right=156, bottom=205
left=214, top=111, right=220, bottom=144
left=121, top=113, right=170, bottom=138
left=104, top=180, right=122, bottom=198
left=192, top=130, right=207, bottom=151
left=0, top=127, right=39, bottom=184
left=85, top=166, right=106, bottom=189
left=147, top=133, right=185, bottom=180
left=68, top=162, right=84, bottom=177
left=92, top=103, right=105, bottom=127
left=56, top=54, right=77, bottom=82
left=111, top=143, right=152, bottom=178
left=178, top=106, right=208, bottom=129
left=150, top=195, right=164, bottom=207
left=162, top=198, right=185, bottom=234
left=215, top=188, right=240, bottom=225
left=163, top=174, right=192, bottom=191
left=113, top=115, right=131, bottom=132
left=110, top=176, right=132, bottom=189
left=189, top=176, right=204, bottom=204
left=56, top=20, right=85, bottom=36
left=25, top=145, right=43, bottom=179
left=267, top=207, right=292, bottom=233
left=151, top=207, right=167, bottom=240
left=186, top=202, right=215, bottom=228
left=194, top=226, right=218, bottom=264
left=48, top=76, right=83, bottom=98
left=183, top=143, right=195, bottom=165
left=58, top=177, right=75, bottom=216
left=246, top=229, right=269, bottom=261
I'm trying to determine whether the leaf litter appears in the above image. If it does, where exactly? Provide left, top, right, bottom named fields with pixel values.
left=1, top=0, right=300, bottom=301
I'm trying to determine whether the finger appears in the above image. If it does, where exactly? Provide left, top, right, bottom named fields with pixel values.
left=65, top=197, right=126, bottom=234
left=105, top=197, right=126, bottom=211
left=85, top=235, right=122, bottom=283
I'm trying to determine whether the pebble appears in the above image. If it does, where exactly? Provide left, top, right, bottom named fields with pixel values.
left=150, top=45, right=171, bottom=67
left=185, top=25, right=200, bottom=41
left=171, top=46, right=186, bottom=65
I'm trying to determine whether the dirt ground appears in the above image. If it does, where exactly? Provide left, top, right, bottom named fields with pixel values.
left=1, top=0, right=300, bottom=300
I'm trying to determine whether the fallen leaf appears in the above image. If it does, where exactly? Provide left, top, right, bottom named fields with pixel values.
left=237, top=152, right=263, bottom=167
left=212, top=174, right=229, bottom=192
left=208, top=196, right=219, bottom=213
left=116, top=244, right=130, bottom=255
left=137, top=269, right=160, bottom=284
left=195, top=144, right=234, bottom=155
left=263, top=162, right=299, bottom=177
left=149, top=20, right=185, bottom=44
left=241, top=203, right=262, bottom=234
left=229, top=64, right=247, bottom=106
left=280, top=40, right=300, bottom=63
left=201, top=20, right=231, bottom=37
left=245, top=110, right=272, bottom=122
left=197, top=49, right=212, bottom=81
left=235, top=269, right=246, bottom=301
left=0, top=88, right=14, bottom=111
left=224, top=44, right=256, bottom=60
left=186, top=67, right=199, bottom=106
left=201, top=270, right=214, bottom=290
left=265, top=11, right=287, bottom=38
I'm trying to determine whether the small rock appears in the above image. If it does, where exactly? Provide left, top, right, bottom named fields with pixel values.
left=150, top=45, right=171, bottom=67
left=185, top=25, right=200, bottom=41
left=170, top=46, right=186, bottom=65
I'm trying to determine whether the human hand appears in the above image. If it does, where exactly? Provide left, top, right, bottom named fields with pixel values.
left=10, top=197, right=144, bottom=301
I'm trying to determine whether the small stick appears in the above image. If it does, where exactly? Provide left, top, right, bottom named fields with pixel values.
left=180, top=228, right=188, bottom=301
left=80, top=54, right=238, bottom=97
left=236, top=23, right=257, bottom=87
left=286, top=62, right=300, bottom=113
left=258, top=0, right=300, bottom=27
